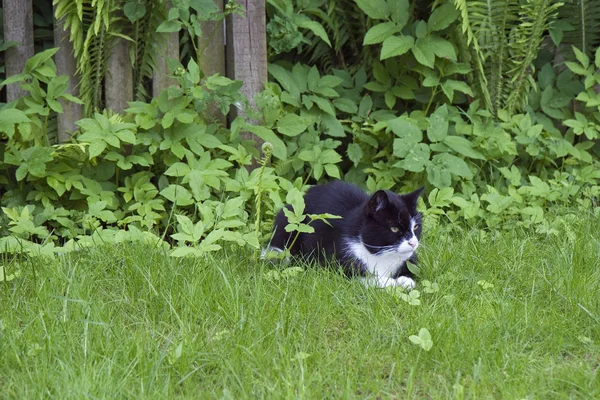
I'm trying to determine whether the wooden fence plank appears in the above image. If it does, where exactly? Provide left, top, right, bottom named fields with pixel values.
left=105, top=38, right=133, bottom=113
left=199, top=0, right=226, bottom=124
left=53, top=7, right=83, bottom=143
left=226, top=0, right=267, bottom=158
left=152, top=1, right=179, bottom=97
left=3, top=0, right=34, bottom=102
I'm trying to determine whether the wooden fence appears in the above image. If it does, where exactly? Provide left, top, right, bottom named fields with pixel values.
left=2, top=0, right=266, bottom=146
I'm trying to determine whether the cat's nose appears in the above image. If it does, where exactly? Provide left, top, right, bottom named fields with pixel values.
left=408, top=239, right=418, bottom=248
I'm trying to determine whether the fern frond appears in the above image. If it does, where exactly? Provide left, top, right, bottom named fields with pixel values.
left=452, top=0, right=492, bottom=110
left=301, top=0, right=372, bottom=73
left=504, top=0, right=562, bottom=114
left=453, top=0, right=561, bottom=116
left=131, top=0, right=166, bottom=101
left=559, top=0, right=600, bottom=56
left=54, top=0, right=136, bottom=115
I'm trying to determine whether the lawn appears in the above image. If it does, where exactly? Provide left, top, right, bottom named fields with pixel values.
left=1, top=213, right=599, bottom=399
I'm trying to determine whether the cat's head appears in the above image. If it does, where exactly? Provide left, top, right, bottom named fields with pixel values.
left=360, top=187, right=424, bottom=257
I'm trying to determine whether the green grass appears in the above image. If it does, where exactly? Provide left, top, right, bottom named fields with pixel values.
left=1, top=214, right=600, bottom=399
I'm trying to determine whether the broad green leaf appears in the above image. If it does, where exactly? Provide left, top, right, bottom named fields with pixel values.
left=434, top=153, right=472, bottom=178
left=124, top=1, right=146, bottom=23
left=354, top=0, right=390, bottom=19
left=427, top=3, right=458, bottom=32
left=268, top=64, right=300, bottom=99
left=363, top=81, right=388, bottom=92
left=88, top=141, right=107, bottom=159
left=388, top=117, right=422, bottom=142
left=415, top=21, right=428, bottom=38
left=245, top=125, right=287, bottom=160
left=175, top=214, right=195, bottom=236
left=318, top=75, right=344, bottom=88
left=309, top=95, right=336, bottom=115
left=164, top=162, right=191, bottom=177
left=15, top=165, right=28, bottom=181
left=373, top=61, right=391, bottom=85
left=406, top=261, right=421, bottom=275
left=190, top=0, right=219, bottom=13
left=313, top=163, right=324, bottom=180
left=499, top=166, right=522, bottom=186
left=389, top=0, right=409, bottom=27
left=333, top=98, right=358, bottom=113
left=170, top=247, right=200, bottom=258
left=324, top=163, right=340, bottom=178
left=427, top=36, right=456, bottom=61
left=412, top=38, right=435, bottom=68
left=277, top=114, right=308, bottom=137
left=292, top=63, right=308, bottom=93
left=0, top=74, right=26, bottom=87
left=321, top=114, right=346, bottom=137
left=0, top=40, right=18, bottom=52
left=393, top=143, right=430, bottom=172
left=443, top=136, right=485, bottom=159
left=347, top=143, right=363, bottom=166
left=409, top=328, right=433, bottom=351
left=426, top=163, right=451, bottom=188
left=187, top=59, right=200, bottom=84
left=381, top=35, right=414, bottom=60
left=427, top=105, right=449, bottom=142
left=320, top=149, right=343, bottom=164
left=307, top=66, right=321, bottom=92
left=358, top=95, right=373, bottom=117
left=162, top=112, right=174, bottom=129
left=441, top=79, right=473, bottom=101
left=295, top=224, right=315, bottom=233
left=115, top=128, right=137, bottom=144
left=24, top=48, right=59, bottom=72
left=572, top=46, right=589, bottom=69
left=565, top=61, right=588, bottom=76
left=0, top=108, right=30, bottom=137
left=160, top=185, right=194, bottom=206
left=286, top=188, right=306, bottom=217
left=313, top=87, right=338, bottom=98
left=195, top=133, right=222, bottom=149
left=385, top=91, right=396, bottom=109
left=156, top=20, right=182, bottom=33
left=297, top=20, right=331, bottom=47
left=364, top=22, right=399, bottom=45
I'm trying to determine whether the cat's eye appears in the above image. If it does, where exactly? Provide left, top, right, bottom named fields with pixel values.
left=414, top=224, right=420, bottom=230
left=390, top=227, right=399, bottom=233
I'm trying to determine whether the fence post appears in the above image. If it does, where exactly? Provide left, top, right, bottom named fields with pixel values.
left=152, top=1, right=179, bottom=97
left=198, top=0, right=227, bottom=125
left=199, top=0, right=226, bottom=124
left=3, top=0, right=34, bottom=102
left=53, top=8, right=83, bottom=143
left=226, top=0, right=267, bottom=161
left=105, top=39, right=133, bottom=113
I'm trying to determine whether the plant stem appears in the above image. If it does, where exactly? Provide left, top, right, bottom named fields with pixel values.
left=425, top=87, right=438, bottom=115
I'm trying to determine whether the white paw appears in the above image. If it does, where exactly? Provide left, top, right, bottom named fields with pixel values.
left=395, top=276, right=416, bottom=290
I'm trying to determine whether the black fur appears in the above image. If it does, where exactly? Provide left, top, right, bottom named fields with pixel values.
left=269, top=181, right=423, bottom=278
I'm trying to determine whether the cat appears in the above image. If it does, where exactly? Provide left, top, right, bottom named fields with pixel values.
left=265, top=181, right=424, bottom=289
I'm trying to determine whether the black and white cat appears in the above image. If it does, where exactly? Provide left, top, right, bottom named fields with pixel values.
left=266, top=181, right=424, bottom=289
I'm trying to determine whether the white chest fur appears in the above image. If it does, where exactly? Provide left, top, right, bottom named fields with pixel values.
left=347, top=240, right=416, bottom=290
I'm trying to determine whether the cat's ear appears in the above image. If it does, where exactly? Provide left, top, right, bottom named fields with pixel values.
left=401, top=186, right=424, bottom=210
left=368, top=190, right=388, bottom=214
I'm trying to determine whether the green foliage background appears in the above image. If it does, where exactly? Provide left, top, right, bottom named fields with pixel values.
left=1, top=0, right=600, bottom=259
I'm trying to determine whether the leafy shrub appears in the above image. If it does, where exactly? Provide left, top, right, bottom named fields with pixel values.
left=1, top=0, right=600, bottom=263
